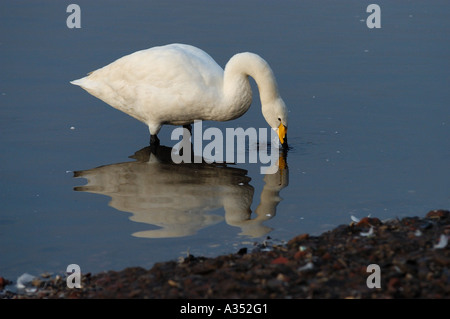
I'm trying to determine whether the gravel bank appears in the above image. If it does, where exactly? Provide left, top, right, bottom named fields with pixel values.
left=1, top=209, right=449, bottom=299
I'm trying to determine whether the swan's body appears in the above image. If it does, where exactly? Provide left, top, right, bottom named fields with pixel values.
left=71, top=43, right=288, bottom=145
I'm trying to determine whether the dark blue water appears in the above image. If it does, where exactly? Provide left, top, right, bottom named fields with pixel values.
left=1, top=1, right=449, bottom=282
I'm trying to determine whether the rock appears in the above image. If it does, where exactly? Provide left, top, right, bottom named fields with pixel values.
left=287, top=233, right=309, bottom=247
left=40, top=272, right=52, bottom=279
left=236, top=248, right=247, bottom=255
left=0, top=277, right=8, bottom=289
left=426, top=210, right=450, bottom=219
left=31, top=278, right=42, bottom=287
left=294, top=250, right=308, bottom=260
left=356, top=217, right=382, bottom=227
left=167, top=279, right=180, bottom=288
left=271, top=256, right=289, bottom=264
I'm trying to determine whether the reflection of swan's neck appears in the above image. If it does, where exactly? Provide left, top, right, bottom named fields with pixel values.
left=254, top=183, right=282, bottom=217
left=255, top=166, right=288, bottom=218
left=224, top=160, right=289, bottom=238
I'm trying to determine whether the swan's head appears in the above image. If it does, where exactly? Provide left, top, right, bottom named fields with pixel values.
left=262, top=97, right=288, bottom=148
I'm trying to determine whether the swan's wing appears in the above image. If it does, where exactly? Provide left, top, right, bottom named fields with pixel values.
left=89, top=44, right=222, bottom=91
left=75, top=44, right=224, bottom=122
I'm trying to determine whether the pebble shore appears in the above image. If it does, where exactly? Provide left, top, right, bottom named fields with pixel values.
left=1, top=209, right=448, bottom=299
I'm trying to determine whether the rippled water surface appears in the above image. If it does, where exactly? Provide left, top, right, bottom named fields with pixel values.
left=1, top=1, right=449, bottom=280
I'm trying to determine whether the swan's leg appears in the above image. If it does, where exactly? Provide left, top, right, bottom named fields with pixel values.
left=179, top=124, right=194, bottom=159
left=183, top=124, right=192, bottom=135
left=149, top=134, right=160, bottom=154
left=150, top=134, right=160, bottom=146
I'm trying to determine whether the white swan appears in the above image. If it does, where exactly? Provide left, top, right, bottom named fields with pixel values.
left=70, top=43, right=288, bottom=146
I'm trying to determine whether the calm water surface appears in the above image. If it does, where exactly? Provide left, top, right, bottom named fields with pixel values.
left=1, top=1, right=449, bottom=281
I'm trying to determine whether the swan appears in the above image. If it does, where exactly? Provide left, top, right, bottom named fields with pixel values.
left=70, top=43, right=288, bottom=147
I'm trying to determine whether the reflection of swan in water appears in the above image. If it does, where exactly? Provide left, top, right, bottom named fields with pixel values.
left=74, top=146, right=288, bottom=238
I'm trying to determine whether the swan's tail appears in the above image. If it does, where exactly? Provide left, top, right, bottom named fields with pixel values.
left=70, top=77, right=87, bottom=87
left=70, top=75, right=98, bottom=92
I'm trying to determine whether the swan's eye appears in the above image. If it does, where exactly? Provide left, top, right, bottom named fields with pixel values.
left=278, top=117, right=281, bottom=121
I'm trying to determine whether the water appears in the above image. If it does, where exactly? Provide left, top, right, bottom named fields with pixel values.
left=1, top=1, right=449, bottom=281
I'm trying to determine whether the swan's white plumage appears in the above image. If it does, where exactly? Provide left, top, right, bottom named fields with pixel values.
left=71, top=43, right=288, bottom=142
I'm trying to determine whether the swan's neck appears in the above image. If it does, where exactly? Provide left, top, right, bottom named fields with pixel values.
left=218, top=52, right=280, bottom=121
